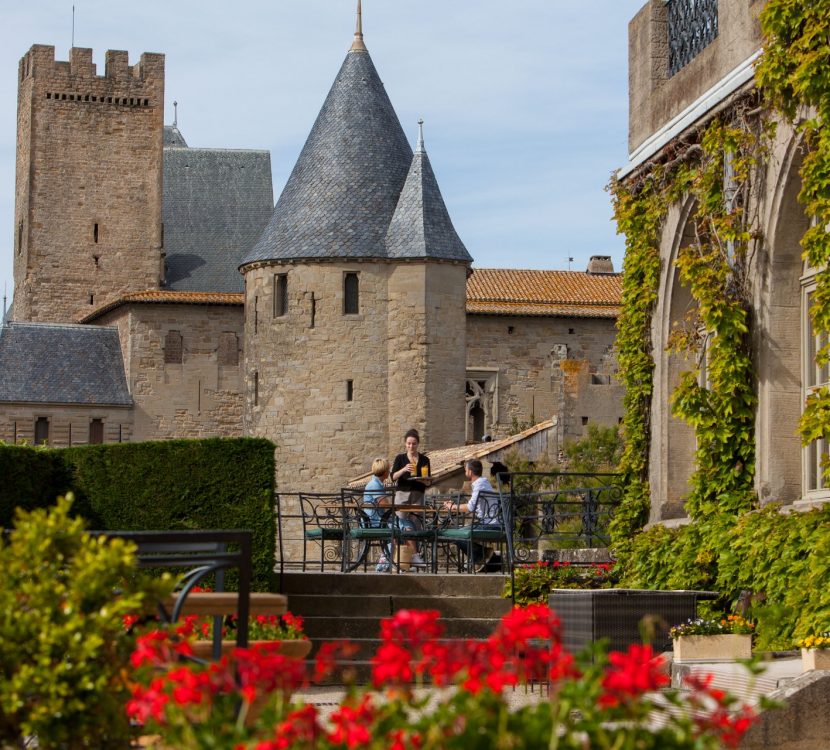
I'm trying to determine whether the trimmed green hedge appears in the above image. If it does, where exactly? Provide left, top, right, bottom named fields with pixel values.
left=0, top=438, right=276, bottom=590
left=0, top=445, right=71, bottom=525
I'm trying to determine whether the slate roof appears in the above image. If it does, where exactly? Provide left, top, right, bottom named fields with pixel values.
left=466, top=268, right=622, bottom=318
left=163, top=125, right=188, bottom=147
left=242, top=48, right=414, bottom=265
left=0, top=322, right=131, bottom=405
left=386, top=143, right=472, bottom=262
left=164, top=147, right=273, bottom=293
left=79, top=290, right=244, bottom=323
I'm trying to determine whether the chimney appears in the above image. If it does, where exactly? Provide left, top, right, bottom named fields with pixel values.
left=587, top=255, right=614, bottom=274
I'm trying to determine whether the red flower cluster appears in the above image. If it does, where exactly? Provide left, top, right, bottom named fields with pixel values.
left=599, top=643, right=670, bottom=707
left=370, top=603, right=575, bottom=694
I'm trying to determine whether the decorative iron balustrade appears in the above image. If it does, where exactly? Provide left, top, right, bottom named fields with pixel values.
left=668, top=0, right=718, bottom=76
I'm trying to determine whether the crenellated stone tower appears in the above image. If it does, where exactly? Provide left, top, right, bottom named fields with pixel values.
left=240, top=6, right=471, bottom=490
left=13, top=45, right=165, bottom=323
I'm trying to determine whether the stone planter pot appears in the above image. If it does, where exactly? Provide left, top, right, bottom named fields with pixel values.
left=801, top=648, right=830, bottom=672
left=191, top=638, right=312, bottom=660
left=672, top=634, right=752, bottom=663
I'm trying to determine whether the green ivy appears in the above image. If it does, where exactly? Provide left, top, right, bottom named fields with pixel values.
left=606, top=0, right=830, bottom=646
left=756, top=0, right=830, bottom=463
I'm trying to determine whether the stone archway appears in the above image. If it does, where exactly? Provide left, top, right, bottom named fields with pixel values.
left=755, top=132, right=810, bottom=505
left=650, top=198, right=699, bottom=522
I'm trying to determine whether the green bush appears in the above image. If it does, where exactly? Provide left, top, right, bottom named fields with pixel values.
left=0, top=438, right=277, bottom=591
left=619, top=505, right=830, bottom=649
left=506, top=561, right=620, bottom=606
left=0, top=496, right=167, bottom=748
left=0, top=444, right=71, bottom=526
left=65, top=438, right=277, bottom=590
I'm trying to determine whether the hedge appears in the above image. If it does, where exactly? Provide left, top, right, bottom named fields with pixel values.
left=0, top=438, right=276, bottom=590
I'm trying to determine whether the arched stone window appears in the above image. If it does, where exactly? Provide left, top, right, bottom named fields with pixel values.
left=466, top=369, right=498, bottom=442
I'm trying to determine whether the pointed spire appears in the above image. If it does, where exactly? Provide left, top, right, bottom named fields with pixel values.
left=351, top=0, right=367, bottom=51
left=416, top=118, right=425, bottom=154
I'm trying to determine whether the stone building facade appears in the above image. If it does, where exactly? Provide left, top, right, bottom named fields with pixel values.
left=1, top=15, right=624, bottom=489
left=14, top=45, right=165, bottom=323
left=622, top=0, right=822, bottom=519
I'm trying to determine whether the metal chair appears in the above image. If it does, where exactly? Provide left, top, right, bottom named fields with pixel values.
left=433, top=490, right=508, bottom=574
left=298, top=492, right=347, bottom=571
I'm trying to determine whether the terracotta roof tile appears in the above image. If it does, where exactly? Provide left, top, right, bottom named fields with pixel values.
left=78, top=290, right=244, bottom=323
left=466, top=268, right=621, bottom=318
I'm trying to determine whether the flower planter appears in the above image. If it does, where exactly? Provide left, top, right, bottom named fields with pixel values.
left=672, top=634, right=752, bottom=663
left=801, top=648, right=830, bottom=672
left=191, top=638, right=312, bottom=660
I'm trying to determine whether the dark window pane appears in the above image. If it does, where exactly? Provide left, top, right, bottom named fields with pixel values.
left=89, top=418, right=104, bottom=444
left=274, top=274, right=288, bottom=317
left=344, top=273, right=359, bottom=315
left=34, top=417, right=49, bottom=446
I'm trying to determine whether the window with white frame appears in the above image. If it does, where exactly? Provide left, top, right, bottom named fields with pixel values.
left=802, top=243, right=830, bottom=495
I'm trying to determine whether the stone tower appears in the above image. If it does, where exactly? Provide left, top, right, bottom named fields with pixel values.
left=240, top=9, right=471, bottom=490
left=13, top=45, right=165, bottom=323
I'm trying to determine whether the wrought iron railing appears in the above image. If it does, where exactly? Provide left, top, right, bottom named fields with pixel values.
left=667, top=0, right=718, bottom=76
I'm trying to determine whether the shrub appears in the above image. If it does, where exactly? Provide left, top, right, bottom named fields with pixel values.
left=0, top=438, right=277, bottom=591
left=0, top=444, right=72, bottom=526
left=0, top=496, right=168, bottom=748
left=506, top=561, right=620, bottom=606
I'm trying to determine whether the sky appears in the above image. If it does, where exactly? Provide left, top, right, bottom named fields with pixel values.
left=0, top=0, right=646, bottom=307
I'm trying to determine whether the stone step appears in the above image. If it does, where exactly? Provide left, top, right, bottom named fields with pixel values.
left=288, top=593, right=513, bottom=619
left=306, top=636, right=491, bottom=661
left=279, top=571, right=509, bottom=598
left=302, top=615, right=502, bottom=640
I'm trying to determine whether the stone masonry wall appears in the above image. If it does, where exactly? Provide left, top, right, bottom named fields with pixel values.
left=96, top=303, right=244, bottom=441
left=243, top=261, right=391, bottom=492
left=13, top=45, right=164, bottom=324
left=0, top=402, right=133, bottom=446
left=387, top=262, right=468, bottom=454
left=466, top=315, right=621, bottom=441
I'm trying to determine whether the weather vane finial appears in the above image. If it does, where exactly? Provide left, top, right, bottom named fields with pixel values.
left=417, top=118, right=425, bottom=153
left=351, top=0, right=367, bottom=51
left=173, top=100, right=178, bottom=128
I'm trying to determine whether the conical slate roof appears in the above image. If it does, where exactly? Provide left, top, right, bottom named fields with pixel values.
left=386, top=135, right=472, bottom=262
left=242, top=48, right=413, bottom=265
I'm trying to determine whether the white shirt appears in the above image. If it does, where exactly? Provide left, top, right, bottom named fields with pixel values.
left=467, top=475, right=499, bottom=525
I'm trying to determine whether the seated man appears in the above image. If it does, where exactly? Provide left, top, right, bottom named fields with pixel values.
left=443, top=459, right=502, bottom=571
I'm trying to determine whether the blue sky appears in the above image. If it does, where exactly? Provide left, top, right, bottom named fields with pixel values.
left=0, top=0, right=646, bottom=307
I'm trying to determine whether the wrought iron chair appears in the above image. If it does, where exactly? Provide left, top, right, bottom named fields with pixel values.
left=433, top=490, right=509, bottom=574
left=298, top=492, right=348, bottom=571
left=340, top=487, right=397, bottom=572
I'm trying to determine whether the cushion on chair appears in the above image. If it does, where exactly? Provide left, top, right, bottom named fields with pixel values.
left=305, top=528, right=345, bottom=540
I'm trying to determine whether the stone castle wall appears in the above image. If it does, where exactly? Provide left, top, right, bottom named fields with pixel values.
left=96, top=303, right=244, bottom=441
left=466, top=314, right=621, bottom=441
left=13, top=45, right=164, bottom=323
left=387, top=262, right=468, bottom=454
left=243, top=261, right=392, bottom=491
left=0, top=403, right=133, bottom=446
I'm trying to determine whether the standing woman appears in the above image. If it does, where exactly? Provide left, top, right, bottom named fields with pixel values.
left=390, top=428, right=431, bottom=567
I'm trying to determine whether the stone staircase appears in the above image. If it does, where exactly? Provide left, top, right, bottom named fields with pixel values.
left=279, top=572, right=513, bottom=682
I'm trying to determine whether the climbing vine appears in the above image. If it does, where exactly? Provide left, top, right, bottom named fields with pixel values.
left=604, top=0, right=830, bottom=644
left=607, top=174, right=663, bottom=548
left=756, top=0, right=830, bottom=464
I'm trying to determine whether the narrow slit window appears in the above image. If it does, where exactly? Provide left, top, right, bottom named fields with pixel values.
left=254, top=295, right=259, bottom=334
left=254, top=371, right=259, bottom=406
left=273, top=274, right=288, bottom=317
left=346, top=380, right=354, bottom=402
left=93, top=223, right=99, bottom=243
left=344, top=272, right=359, bottom=315
left=17, top=222, right=22, bottom=254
